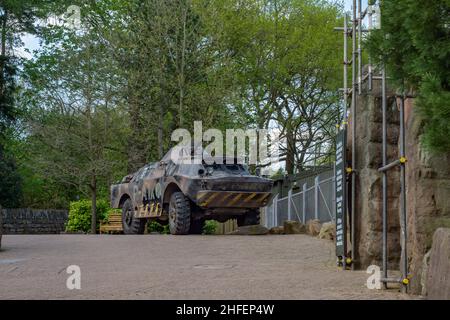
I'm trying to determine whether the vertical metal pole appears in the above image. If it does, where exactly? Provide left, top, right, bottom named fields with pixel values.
left=399, top=96, right=408, bottom=293
left=271, top=195, right=276, bottom=228
left=351, top=0, right=357, bottom=269
left=358, top=0, right=362, bottom=94
left=302, top=183, right=307, bottom=223
left=368, top=5, right=373, bottom=91
left=274, top=194, right=278, bottom=227
left=314, top=176, right=319, bottom=220
left=381, top=66, right=388, bottom=288
left=288, top=189, right=292, bottom=221
left=343, top=13, right=348, bottom=124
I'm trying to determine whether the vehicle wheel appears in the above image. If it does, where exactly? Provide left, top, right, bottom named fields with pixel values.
left=189, top=218, right=205, bottom=234
left=122, top=198, right=146, bottom=234
left=237, top=210, right=260, bottom=227
left=168, top=192, right=191, bottom=235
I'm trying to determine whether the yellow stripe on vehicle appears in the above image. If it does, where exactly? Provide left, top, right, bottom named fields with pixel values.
left=244, top=193, right=258, bottom=202
left=216, top=192, right=235, bottom=206
left=203, top=192, right=220, bottom=206
left=227, top=193, right=244, bottom=206
left=197, top=192, right=210, bottom=201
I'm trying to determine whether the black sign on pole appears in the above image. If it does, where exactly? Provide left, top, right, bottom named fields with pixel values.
left=335, top=128, right=347, bottom=258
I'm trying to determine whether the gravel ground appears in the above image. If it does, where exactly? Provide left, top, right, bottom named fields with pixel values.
left=0, top=234, right=418, bottom=300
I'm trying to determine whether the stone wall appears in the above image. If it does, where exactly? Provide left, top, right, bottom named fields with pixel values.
left=351, top=75, right=401, bottom=269
left=1, top=208, right=68, bottom=234
left=352, top=71, right=450, bottom=295
left=425, top=228, right=450, bottom=299
left=405, top=102, right=450, bottom=295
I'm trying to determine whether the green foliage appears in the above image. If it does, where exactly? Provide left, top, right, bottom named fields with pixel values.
left=0, top=146, right=22, bottom=207
left=203, top=220, right=218, bottom=235
left=3, top=0, right=344, bottom=208
left=147, top=220, right=169, bottom=234
left=367, top=0, right=450, bottom=153
left=270, top=168, right=286, bottom=180
left=66, top=199, right=110, bottom=233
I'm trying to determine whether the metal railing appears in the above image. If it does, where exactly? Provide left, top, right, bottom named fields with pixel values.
left=264, top=171, right=335, bottom=229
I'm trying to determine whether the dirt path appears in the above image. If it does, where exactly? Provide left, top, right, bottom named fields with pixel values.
left=0, top=234, right=417, bottom=299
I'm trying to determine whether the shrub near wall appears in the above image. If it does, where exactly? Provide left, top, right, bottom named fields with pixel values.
left=66, top=199, right=110, bottom=233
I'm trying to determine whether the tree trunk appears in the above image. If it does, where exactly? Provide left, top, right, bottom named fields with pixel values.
left=178, top=5, right=187, bottom=127
left=285, top=129, right=295, bottom=174
left=158, top=103, right=164, bottom=158
left=90, top=178, right=97, bottom=234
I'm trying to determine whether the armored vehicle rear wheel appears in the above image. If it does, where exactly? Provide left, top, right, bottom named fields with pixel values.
left=168, top=192, right=191, bottom=235
left=122, top=198, right=146, bottom=234
left=237, top=210, right=260, bottom=227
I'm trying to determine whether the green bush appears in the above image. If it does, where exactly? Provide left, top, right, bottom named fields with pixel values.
left=203, top=220, right=218, bottom=235
left=66, top=199, right=110, bottom=233
left=147, top=220, right=169, bottom=234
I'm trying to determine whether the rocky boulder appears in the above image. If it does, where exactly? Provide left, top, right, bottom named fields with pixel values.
left=306, top=219, right=322, bottom=236
left=269, top=226, right=284, bottom=234
left=318, top=222, right=336, bottom=241
left=283, top=220, right=306, bottom=234
left=228, top=224, right=269, bottom=235
left=426, top=228, right=450, bottom=300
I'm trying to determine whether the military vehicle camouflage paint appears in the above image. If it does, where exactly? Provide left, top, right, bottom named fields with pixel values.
left=110, top=147, right=273, bottom=234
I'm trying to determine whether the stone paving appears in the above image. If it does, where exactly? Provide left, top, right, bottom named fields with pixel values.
left=0, top=234, right=419, bottom=299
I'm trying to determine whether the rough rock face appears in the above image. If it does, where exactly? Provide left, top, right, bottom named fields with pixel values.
left=405, top=103, right=450, bottom=294
left=228, top=225, right=269, bottom=235
left=318, top=222, right=336, bottom=241
left=269, top=226, right=284, bottom=234
left=283, top=220, right=305, bottom=234
left=352, top=78, right=401, bottom=269
left=426, top=228, right=450, bottom=300
left=350, top=71, right=450, bottom=294
left=420, top=250, right=431, bottom=296
left=306, top=219, right=321, bottom=236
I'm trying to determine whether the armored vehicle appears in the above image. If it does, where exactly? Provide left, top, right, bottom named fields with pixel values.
left=110, top=147, right=273, bottom=235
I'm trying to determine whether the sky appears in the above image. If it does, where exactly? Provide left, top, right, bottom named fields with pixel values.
left=18, top=0, right=368, bottom=59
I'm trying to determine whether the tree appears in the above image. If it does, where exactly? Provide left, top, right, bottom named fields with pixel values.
left=367, top=0, right=450, bottom=153
left=22, top=23, right=128, bottom=232
left=0, top=0, right=49, bottom=207
left=87, top=0, right=235, bottom=172
left=199, top=0, right=342, bottom=173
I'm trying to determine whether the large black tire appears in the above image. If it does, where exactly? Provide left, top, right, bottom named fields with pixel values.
left=168, top=192, right=191, bottom=235
left=189, top=219, right=205, bottom=234
left=237, top=210, right=260, bottom=227
left=122, top=198, right=146, bottom=234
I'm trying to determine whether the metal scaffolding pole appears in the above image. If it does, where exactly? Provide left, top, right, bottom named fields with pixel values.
left=343, top=13, right=348, bottom=125
left=367, top=4, right=373, bottom=91
left=334, top=1, right=408, bottom=290
left=350, top=0, right=357, bottom=270
left=358, top=0, right=362, bottom=95
left=381, top=66, right=388, bottom=289
left=399, top=95, right=408, bottom=293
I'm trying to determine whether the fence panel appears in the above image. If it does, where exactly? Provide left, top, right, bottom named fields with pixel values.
left=263, top=169, right=335, bottom=228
